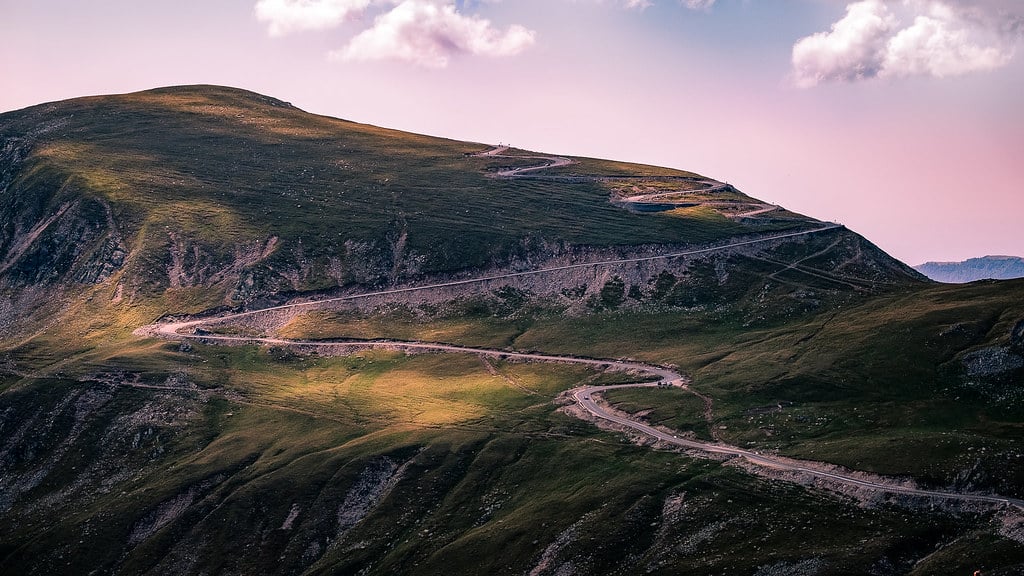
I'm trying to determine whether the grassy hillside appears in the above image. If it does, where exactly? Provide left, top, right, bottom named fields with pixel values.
left=0, top=85, right=792, bottom=301
left=2, top=86, right=1022, bottom=575
left=3, top=347, right=1020, bottom=576
left=0, top=85, right=911, bottom=378
left=274, top=276, right=1024, bottom=495
left=0, top=85, right=845, bottom=362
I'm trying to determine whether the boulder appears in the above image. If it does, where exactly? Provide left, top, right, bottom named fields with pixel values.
left=962, top=346, right=1024, bottom=377
left=1011, top=319, right=1024, bottom=352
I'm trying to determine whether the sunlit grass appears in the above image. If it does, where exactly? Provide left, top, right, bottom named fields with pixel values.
left=276, top=308, right=529, bottom=349
left=661, top=204, right=734, bottom=222
left=35, top=141, right=205, bottom=206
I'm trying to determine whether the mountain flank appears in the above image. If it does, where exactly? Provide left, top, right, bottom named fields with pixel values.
left=2, top=86, right=1023, bottom=575
left=0, top=85, right=921, bottom=339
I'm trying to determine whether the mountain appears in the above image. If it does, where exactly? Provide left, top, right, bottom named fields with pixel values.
left=2, top=86, right=1023, bottom=575
left=0, top=86, right=916, bottom=319
left=916, top=255, right=1024, bottom=283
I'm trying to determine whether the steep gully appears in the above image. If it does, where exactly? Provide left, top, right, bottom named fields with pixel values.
left=136, top=147, right=1023, bottom=513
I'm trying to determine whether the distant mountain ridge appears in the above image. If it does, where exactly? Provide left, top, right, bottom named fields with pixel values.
left=915, top=255, right=1024, bottom=283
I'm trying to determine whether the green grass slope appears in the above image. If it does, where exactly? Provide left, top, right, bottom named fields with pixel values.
left=2, top=347, right=1020, bottom=575
left=280, top=277, right=1024, bottom=497
left=2, top=86, right=1021, bottom=575
left=0, top=85, right=790, bottom=302
left=1, top=85, right=914, bottom=379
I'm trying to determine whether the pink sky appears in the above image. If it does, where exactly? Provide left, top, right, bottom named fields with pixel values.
left=1, top=0, right=1021, bottom=265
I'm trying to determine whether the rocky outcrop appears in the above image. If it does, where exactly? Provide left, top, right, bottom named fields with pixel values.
left=128, top=478, right=222, bottom=545
left=962, top=347, right=1024, bottom=378
left=0, top=151, right=127, bottom=291
left=959, top=319, right=1024, bottom=404
left=336, top=456, right=412, bottom=538
left=1011, top=319, right=1024, bottom=353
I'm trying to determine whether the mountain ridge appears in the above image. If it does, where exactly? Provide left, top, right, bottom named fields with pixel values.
left=915, top=255, right=1024, bottom=283
left=0, top=84, right=922, bottom=336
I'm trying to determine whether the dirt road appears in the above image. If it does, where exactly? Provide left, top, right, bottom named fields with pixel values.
left=133, top=146, right=1022, bottom=512
left=142, top=322, right=1024, bottom=511
left=573, top=383, right=1024, bottom=510
left=135, top=224, right=843, bottom=338
left=473, top=145, right=574, bottom=177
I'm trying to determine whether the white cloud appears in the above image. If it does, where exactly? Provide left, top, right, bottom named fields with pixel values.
left=580, top=1, right=713, bottom=11
left=615, top=0, right=715, bottom=10
left=255, top=0, right=372, bottom=36
left=792, top=0, right=897, bottom=87
left=680, top=0, right=716, bottom=10
left=792, top=0, right=1018, bottom=88
left=333, top=0, right=536, bottom=68
left=885, top=6, right=1012, bottom=77
left=624, top=0, right=654, bottom=10
left=573, top=0, right=653, bottom=10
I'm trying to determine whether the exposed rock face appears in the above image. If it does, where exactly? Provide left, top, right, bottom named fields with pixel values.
left=0, top=381, right=200, bottom=521
left=0, top=140, right=128, bottom=290
left=915, top=256, right=1024, bottom=283
left=128, top=478, right=219, bottom=545
left=962, top=347, right=1024, bottom=378
left=959, top=320, right=1024, bottom=404
left=336, top=456, right=412, bottom=538
left=1011, top=319, right=1024, bottom=353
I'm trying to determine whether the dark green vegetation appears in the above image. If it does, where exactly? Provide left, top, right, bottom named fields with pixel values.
left=603, top=386, right=711, bottom=439
left=2, top=86, right=1023, bottom=575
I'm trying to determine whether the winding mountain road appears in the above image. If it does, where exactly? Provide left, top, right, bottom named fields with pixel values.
left=618, top=182, right=727, bottom=204
left=475, top=146, right=779, bottom=219
left=144, top=322, right=1024, bottom=511
left=136, top=146, right=1023, bottom=513
left=474, top=145, right=574, bottom=177
left=137, top=225, right=843, bottom=336
left=574, top=384, right=1024, bottom=510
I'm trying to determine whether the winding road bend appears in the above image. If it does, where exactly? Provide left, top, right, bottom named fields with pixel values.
left=474, top=145, right=574, bottom=177
left=136, top=146, right=1023, bottom=513
left=474, top=145, right=779, bottom=218
left=573, top=383, right=1024, bottom=510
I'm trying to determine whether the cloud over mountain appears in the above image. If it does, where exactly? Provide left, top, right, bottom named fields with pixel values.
left=256, top=0, right=534, bottom=67
left=255, top=0, right=372, bottom=36
left=333, top=0, right=535, bottom=67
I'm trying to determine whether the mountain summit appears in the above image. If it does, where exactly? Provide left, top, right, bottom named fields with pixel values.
left=0, top=85, right=919, bottom=333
